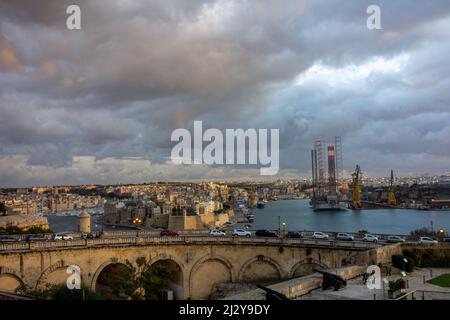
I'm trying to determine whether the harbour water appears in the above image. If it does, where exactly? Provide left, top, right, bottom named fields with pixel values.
left=47, top=199, right=450, bottom=235
left=252, top=199, right=450, bottom=235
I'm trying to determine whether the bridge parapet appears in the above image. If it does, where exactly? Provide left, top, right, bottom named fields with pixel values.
left=0, top=236, right=381, bottom=253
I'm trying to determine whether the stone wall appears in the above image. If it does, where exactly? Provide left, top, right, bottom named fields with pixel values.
left=168, top=215, right=205, bottom=231
left=145, top=214, right=169, bottom=228
left=0, top=215, right=49, bottom=231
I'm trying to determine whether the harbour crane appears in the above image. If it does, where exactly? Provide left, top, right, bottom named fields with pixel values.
left=388, top=170, right=397, bottom=206
left=351, top=165, right=362, bottom=209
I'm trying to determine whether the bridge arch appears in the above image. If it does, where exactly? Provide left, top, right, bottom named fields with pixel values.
left=91, top=257, right=129, bottom=293
left=0, top=266, right=23, bottom=292
left=289, top=258, right=329, bottom=278
left=238, top=255, right=284, bottom=282
left=149, top=254, right=185, bottom=300
left=36, top=260, right=85, bottom=290
left=188, top=254, right=235, bottom=299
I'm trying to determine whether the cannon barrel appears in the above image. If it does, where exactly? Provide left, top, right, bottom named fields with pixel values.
left=313, top=268, right=347, bottom=291
left=257, top=284, right=290, bottom=300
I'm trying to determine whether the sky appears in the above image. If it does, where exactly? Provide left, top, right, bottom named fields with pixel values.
left=0, top=0, right=450, bottom=187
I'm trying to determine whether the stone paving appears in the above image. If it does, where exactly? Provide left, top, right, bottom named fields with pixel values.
left=298, top=268, right=450, bottom=300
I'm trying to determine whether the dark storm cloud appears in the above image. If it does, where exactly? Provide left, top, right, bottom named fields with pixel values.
left=1, top=0, right=450, bottom=186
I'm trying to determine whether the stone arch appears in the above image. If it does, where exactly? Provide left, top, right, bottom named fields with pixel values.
left=238, top=255, right=284, bottom=282
left=188, top=254, right=235, bottom=299
left=149, top=254, right=185, bottom=300
left=36, top=260, right=84, bottom=290
left=289, top=258, right=329, bottom=278
left=90, top=257, right=128, bottom=292
left=148, top=253, right=186, bottom=270
left=0, top=266, right=24, bottom=292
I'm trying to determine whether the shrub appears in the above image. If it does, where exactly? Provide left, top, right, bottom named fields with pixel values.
left=403, top=249, right=450, bottom=268
left=389, top=278, right=406, bottom=292
left=392, top=255, right=414, bottom=272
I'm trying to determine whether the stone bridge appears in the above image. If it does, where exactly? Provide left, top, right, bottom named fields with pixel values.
left=0, top=236, right=392, bottom=299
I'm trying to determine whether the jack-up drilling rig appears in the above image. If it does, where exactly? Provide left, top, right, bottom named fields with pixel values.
left=350, top=165, right=362, bottom=210
left=388, top=170, right=397, bottom=207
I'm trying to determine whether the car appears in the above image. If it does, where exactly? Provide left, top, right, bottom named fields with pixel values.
left=160, top=230, right=179, bottom=237
left=52, top=234, right=74, bottom=241
left=255, top=229, right=278, bottom=237
left=81, top=233, right=94, bottom=239
left=362, top=234, right=379, bottom=242
left=25, top=234, right=49, bottom=242
left=336, top=233, right=354, bottom=241
left=313, top=231, right=329, bottom=240
left=387, top=235, right=405, bottom=243
left=94, top=231, right=105, bottom=239
left=210, top=229, right=226, bottom=236
left=0, top=236, right=16, bottom=242
left=286, top=231, right=303, bottom=239
left=419, top=237, right=438, bottom=244
left=232, top=229, right=251, bottom=237
left=441, top=238, right=450, bottom=243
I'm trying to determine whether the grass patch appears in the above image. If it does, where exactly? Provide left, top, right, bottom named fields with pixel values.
left=427, top=274, right=450, bottom=288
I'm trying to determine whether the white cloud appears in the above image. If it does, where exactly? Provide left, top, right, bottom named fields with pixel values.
left=295, top=54, right=410, bottom=87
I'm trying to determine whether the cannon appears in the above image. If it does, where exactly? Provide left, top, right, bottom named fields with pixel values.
left=257, top=284, right=290, bottom=300
left=313, top=268, right=347, bottom=291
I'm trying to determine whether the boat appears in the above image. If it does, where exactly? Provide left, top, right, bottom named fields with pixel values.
left=312, top=196, right=347, bottom=211
left=312, top=201, right=347, bottom=211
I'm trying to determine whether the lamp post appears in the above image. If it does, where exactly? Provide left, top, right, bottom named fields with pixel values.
left=402, top=258, right=408, bottom=277
left=282, top=222, right=286, bottom=238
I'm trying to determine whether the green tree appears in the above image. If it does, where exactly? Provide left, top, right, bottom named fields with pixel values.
left=100, top=257, right=178, bottom=300
left=16, top=283, right=98, bottom=300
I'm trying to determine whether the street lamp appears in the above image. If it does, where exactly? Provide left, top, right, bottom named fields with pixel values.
left=401, top=258, right=408, bottom=277
left=282, top=222, right=286, bottom=238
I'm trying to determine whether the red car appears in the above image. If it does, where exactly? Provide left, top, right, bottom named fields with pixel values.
left=160, top=230, right=179, bottom=237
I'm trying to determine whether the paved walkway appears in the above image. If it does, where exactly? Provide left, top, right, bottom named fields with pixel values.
left=298, top=268, right=450, bottom=300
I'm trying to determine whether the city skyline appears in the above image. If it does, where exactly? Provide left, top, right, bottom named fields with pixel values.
left=1, top=1, right=450, bottom=186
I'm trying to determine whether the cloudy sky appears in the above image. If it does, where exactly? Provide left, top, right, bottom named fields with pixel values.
left=1, top=0, right=450, bottom=186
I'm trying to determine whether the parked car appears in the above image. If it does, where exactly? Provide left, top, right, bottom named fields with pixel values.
left=362, top=234, right=379, bottom=243
left=387, top=235, right=405, bottom=243
left=25, top=234, right=49, bottom=242
left=210, top=229, right=226, bottom=236
left=441, top=238, right=450, bottom=243
left=81, top=233, right=94, bottom=239
left=255, top=229, right=278, bottom=237
left=0, top=236, right=16, bottom=242
left=95, top=231, right=105, bottom=239
left=52, top=233, right=74, bottom=241
left=312, top=231, right=329, bottom=240
left=232, top=229, right=251, bottom=237
left=286, top=231, right=303, bottom=239
left=160, top=230, right=179, bottom=237
left=419, top=237, right=438, bottom=244
left=336, top=233, right=354, bottom=241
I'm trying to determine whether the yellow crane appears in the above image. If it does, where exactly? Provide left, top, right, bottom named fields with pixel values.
left=388, top=170, right=397, bottom=206
left=351, top=165, right=362, bottom=209
left=249, top=185, right=255, bottom=209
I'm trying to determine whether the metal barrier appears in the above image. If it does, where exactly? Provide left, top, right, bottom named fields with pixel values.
left=394, top=289, right=450, bottom=300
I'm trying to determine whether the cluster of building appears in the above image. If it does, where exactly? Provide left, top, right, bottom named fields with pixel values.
left=102, top=182, right=233, bottom=230
left=0, top=186, right=102, bottom=215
